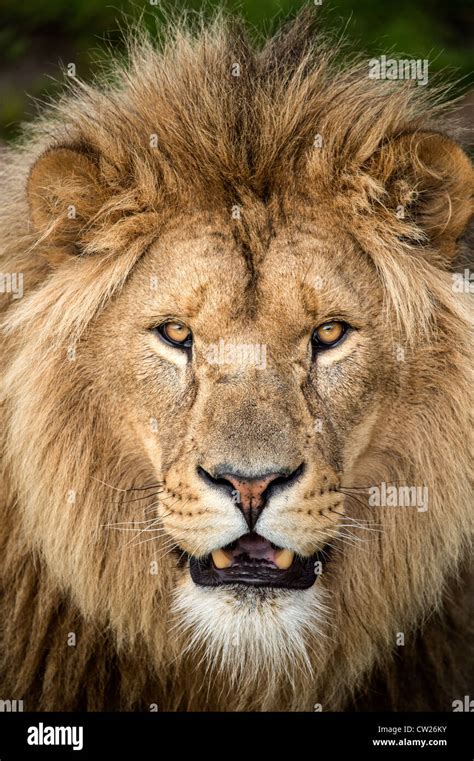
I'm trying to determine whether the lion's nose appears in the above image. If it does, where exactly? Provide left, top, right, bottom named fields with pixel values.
left=197, top=465, right=304, bottom=529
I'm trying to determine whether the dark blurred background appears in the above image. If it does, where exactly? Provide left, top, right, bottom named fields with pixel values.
left=0, top=0, right=472, bottom=142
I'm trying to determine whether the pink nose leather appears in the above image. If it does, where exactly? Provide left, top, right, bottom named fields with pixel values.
left=220, top=472, right=282, bottom=526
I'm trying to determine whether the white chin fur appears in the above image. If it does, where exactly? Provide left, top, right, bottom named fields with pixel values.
left=172, top=574, right=329, bottom=689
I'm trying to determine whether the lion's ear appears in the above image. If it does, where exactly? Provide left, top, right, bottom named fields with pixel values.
left=368, top=131, right=473, bottom=261
left=28, top=147, right=102, bottom=252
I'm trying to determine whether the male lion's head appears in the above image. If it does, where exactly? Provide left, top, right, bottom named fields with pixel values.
left=1, top=11, right=472, bottom=710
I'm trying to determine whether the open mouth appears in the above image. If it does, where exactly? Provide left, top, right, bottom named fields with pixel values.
left=189, top=533, right=330, bottom=589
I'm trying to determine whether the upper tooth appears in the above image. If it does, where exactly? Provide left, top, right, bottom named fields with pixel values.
left=274, top=549, right=294, bottom=570
left=211, top=549, right=233, bottom=569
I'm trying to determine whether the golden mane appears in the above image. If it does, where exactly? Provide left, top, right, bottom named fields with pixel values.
left=1, top=9, right=470, bottom=339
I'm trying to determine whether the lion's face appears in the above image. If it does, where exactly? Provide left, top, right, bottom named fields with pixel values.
left=89, top=205, right=392, bottom=653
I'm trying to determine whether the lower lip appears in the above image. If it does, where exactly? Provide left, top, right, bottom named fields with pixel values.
left=188, top=546, right=331, bottom=590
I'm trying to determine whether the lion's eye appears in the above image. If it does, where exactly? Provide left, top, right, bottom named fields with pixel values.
left=157, top=321, right=192, bottom=349
left=312, top=321, right=347, bottom=349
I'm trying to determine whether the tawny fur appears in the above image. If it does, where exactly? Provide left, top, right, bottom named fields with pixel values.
left=0, top=9, right=473, bottom=711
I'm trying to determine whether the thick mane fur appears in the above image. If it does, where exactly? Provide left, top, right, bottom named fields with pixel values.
left=1, top=9, right=468, bottom=340
left=0, top=8, right=472, bottom=711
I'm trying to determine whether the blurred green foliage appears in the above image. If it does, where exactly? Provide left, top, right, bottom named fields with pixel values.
left=0, top=0, right=472, bottom=141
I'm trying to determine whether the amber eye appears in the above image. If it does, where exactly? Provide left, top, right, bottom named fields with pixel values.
left=312, top=321, right=347, bottom=349
left=157, top=320, right=192, bottom=349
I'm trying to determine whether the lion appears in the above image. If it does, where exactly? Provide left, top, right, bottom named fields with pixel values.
left=0, top=9, right=473, bottom=712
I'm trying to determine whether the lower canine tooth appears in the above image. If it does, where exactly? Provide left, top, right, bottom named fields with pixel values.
left=211, top=549, right=233, bottom=569
left=274, top=549, right=294, bottom=570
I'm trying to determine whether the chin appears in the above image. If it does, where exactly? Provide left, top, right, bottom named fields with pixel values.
left=172, top=563, right=330, bottom=687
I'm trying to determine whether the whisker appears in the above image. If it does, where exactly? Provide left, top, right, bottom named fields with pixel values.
left=105, top=525, right=172, bottom=533
left=122, top=482, right=164, bottom=492
left=339, top=490, right=375, bottom=514
left=110, top=490, right=164, bottom=505
left=336, top=533, right=370, bottom=550
left=121, top=533, right=177, bottom=552
left=92, top=476, right=164, bottom=494
left=102, top=517, right=165, bottom=528
left=91, top=476, right=130, bottom=493
left=143, top=495, right=183, bottom=514
left=134, top=536, right=178, bottom=550
left=338, top=525, right=373, bottom=538
left=329, top=510, right=384, bottom=533
left=340, top=480, right=411, bottom=490
left=123, top=500, right=189, bottom=548
left=124, top=517, right=164, bottom=545
left=319, top=542, right=346, bottom=560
